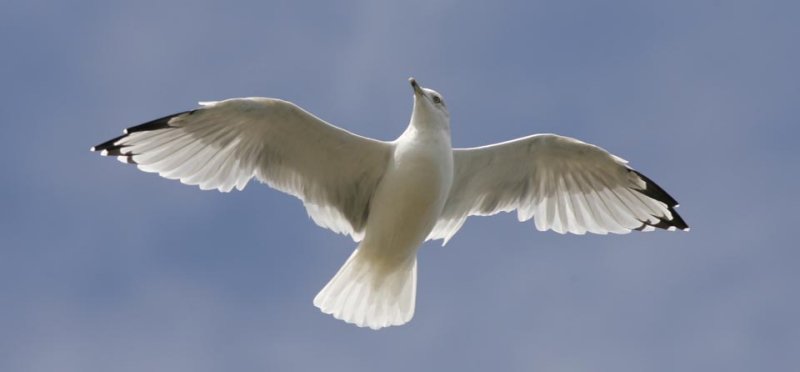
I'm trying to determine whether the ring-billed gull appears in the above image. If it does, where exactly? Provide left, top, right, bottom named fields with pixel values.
left=92, top=78, right=688, bottom=329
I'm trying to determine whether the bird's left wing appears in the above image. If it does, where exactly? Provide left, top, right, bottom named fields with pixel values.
left=92, top=98, right=392, bottom=241
left=428, top=134, right=688, bottom=244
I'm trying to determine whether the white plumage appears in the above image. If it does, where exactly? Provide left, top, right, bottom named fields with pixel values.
left=92, top=78, right=688, bottom=330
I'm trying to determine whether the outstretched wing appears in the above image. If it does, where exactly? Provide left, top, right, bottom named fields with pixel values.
left=92, top=98, right=392, bottom=241
left=428, top=134, right=688, bottom=244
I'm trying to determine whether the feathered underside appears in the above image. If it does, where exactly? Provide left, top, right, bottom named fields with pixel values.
left=92, top=98, right=393, bottom=242
left=428, top=134, right=688, bottom=244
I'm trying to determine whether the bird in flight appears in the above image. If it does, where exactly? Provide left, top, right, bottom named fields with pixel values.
left=92, top=78, right=688, bottom=330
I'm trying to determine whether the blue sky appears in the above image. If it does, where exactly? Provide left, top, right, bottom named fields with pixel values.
left=2, top=0, right=798, bottom=371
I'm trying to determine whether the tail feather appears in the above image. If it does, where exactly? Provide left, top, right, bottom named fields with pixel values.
left=313, top=248, right=417, bottom=330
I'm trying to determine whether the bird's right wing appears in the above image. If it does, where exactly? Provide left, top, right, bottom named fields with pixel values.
left=428, top=134, right=687, bottom=244
left=92, top=98, right=392, bottom=241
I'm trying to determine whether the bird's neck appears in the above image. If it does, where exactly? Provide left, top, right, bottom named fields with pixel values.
left=408, top=110, right=450, bottom=134
left=398, top=119, right=452, bottom=150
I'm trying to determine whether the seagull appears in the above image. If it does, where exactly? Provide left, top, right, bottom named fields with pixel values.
left=92, top=78, right=688, bottom=330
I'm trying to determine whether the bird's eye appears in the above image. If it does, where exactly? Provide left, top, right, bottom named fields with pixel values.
left=432, top=95, right=442, bottom=104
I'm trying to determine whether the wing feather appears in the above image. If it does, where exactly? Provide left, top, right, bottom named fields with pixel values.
left=429, top=133, right=687, bottom=243
left=93, top=98, right=392, bottom=241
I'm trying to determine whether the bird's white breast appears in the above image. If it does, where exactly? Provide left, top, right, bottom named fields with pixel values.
left=358, top=128, right=453, bottom=263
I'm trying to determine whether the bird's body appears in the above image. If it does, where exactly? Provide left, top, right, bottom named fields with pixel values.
left=363, top=125, right=453, bottom=264
left=92, top=78, right=688, bottom=329
left=314, top=81, right=454, bottom=328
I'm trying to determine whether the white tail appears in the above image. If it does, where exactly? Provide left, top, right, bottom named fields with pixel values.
left=313, top=248, right=417, bottom=330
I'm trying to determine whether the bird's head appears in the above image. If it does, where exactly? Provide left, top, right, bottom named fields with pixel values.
left=409, top=78, right=450, bottom=130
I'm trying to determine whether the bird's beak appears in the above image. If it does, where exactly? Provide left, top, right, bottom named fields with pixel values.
left=409, top=77, right=423, bottom=96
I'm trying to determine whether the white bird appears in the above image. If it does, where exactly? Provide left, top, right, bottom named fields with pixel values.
left=92, top=78, right=688, bottom=329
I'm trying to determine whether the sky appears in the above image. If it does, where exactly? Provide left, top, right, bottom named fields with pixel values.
left=1, top=0, right=798, bottom=371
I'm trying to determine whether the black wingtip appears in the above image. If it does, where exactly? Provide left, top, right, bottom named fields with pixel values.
left=634, top=209, right=690, bottom=232
left=91, top=134, right=127, bottom=153
left=630, top=169, right=690, bottom=232
left=631, top=169, right=679, bottom=207
left=123, top=110, right=193, bottom=135
left=91, top=110, right=194, bottom=164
